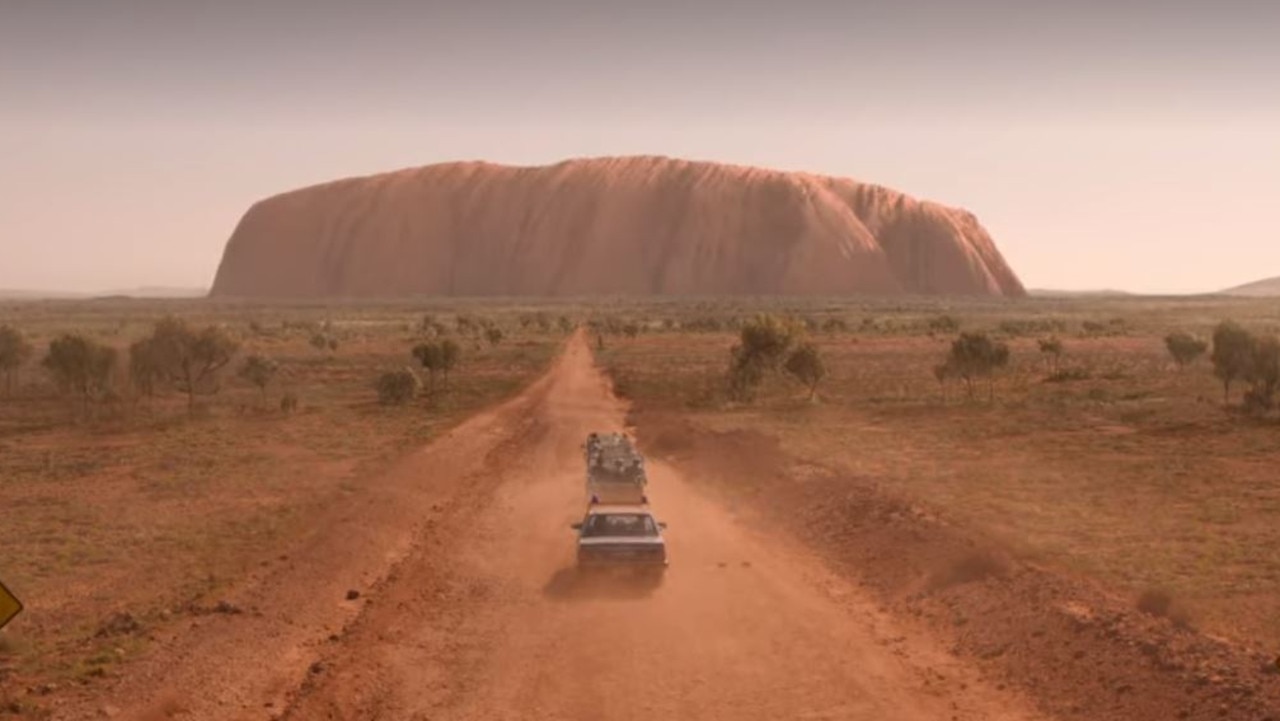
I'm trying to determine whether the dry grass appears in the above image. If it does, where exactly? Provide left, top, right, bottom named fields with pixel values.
left=7, top=292, right=1280, bottom=690
left=593, top=294, right=1280, bottom=648
left=0, top=298, right=563, bottom=685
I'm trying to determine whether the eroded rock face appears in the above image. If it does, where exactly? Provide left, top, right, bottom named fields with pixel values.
left=209, top=156, right=1025, bottom=298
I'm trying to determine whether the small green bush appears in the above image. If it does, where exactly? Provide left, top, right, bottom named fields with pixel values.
left=376, top=370, right=418, bottom=406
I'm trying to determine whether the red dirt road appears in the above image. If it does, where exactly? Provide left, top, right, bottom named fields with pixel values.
left=68, top=335, right=1044, bottom=720
left=279, top=336, right=1043, bottom=721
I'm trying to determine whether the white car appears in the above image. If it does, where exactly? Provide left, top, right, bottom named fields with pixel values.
left=571, top=503, right=668, bottom=573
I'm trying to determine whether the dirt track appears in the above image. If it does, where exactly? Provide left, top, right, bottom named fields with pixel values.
left=71, top=334, right=1044, bottom=720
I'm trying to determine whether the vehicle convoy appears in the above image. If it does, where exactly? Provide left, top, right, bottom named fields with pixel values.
left=573, top=432, right=667, bottom=572
left=583, top=431, right=648, bottom=505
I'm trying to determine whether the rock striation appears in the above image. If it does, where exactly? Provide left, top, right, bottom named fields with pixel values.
left=209, top=156, right=1025, bottom=298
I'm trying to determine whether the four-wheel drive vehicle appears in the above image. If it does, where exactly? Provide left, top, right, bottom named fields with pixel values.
left=584, top=432, right=648, bottom=505
left=571, top=503, right=668, bottom=571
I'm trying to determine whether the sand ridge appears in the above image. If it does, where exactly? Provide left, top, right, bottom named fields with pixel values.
left=209, top=155, right=1026, bottom=298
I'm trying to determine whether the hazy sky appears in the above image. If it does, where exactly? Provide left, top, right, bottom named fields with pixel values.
left=2, top=0, right=1278, bottom=294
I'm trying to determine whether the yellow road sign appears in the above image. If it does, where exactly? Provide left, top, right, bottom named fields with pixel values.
left=0, top=578, right=22, bottom=631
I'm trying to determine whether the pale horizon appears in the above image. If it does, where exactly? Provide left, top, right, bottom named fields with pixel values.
left=2, top=1, right=1278, bottom=296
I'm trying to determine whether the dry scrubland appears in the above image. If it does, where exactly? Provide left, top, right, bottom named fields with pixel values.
left=0, top=298, right=562, bottom=696
left=592, top=295, right=1280, bottom=649
left=5, top=293, right=1280, bottom=715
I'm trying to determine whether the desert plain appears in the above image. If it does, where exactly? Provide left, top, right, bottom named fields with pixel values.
left=1, top=294, right=1279, bottom=720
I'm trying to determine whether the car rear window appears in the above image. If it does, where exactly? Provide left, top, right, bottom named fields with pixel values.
left=581, top=513, right=658, bottom=538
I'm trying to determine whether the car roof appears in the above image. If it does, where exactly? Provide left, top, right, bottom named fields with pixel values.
left=586, top=503, right=655, bottom=515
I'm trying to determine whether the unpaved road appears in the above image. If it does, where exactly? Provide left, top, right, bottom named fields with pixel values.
left=280, top=336, right=1044, bottom=721
left=76, top=334, right=1045, bottom=720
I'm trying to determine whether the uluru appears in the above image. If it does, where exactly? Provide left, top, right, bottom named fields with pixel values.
left=209, top=156, right=1026, bottom=298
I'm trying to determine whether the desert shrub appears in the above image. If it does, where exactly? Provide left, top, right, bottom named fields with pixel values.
left=128, top=336, right=166, bottom=398
left=557, top=316, right=574, bottom=333
left=684, top=316, right=724, bottom=333
left=1081, top=320, right=1106, bottom=337
left=738, top=314, right=800, bottom=369
left=1037, top=336, right=1064, bottom=373
left=237, top=354, right=279, bottom=405
left=937, top=332, right=1010, bottom=399
left=533, top=313, right=552, bottom=333
left=727, top=346, right=767, bottom=402
left=412, top=342, right=443, bottom=389
left=376, top=370, right=417, bottom=406
left=928, top=315, right=961, bottom=334
left=0, top=325, right=34, bottom=394
left=302, top=322, right=338, bottom=352
left=454, top=313, right=479, bottom=335
left=412, top=339, right=462, bottom=391
left=282, top=319, right=314, bottom=333
left=932, top=362, right=952, bottom=402
left=280, top=391, right=299, bottom=413
left=143, top=317, right=240, bottom=411
left=1242, top=388, right=1271, bottom=415
left=43, top=333, right=118, bottom=408
left=783, top=342, right=825, bottom=399
left=1164, top=331, right=1208, bottom=369
left=1212, top=321, right=1255, bottom=404
left=484, top=327, right=504, bottom=346
left=1079, top=318, right=1128, bottom=338
left=602, top=316, right=633, bottom=336
left=1044, top=367, right=1091, bottom=383
left=821, top=317, right=848, bottom=334
left=440, top=339, right=461, bottom=381
left=725, top=314, right=803, bottom=402
left=1205, top=320, right=1280, bottom=411
left=998, top=318, right=1065, bottom=337
left=1243, top=334, right=1280, bottom=413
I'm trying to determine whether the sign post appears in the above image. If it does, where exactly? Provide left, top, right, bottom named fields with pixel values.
left=0, top=578, right=22, bottom=631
